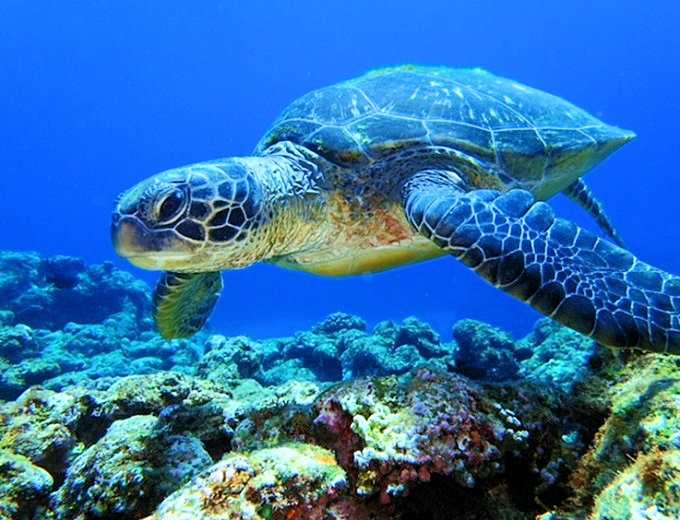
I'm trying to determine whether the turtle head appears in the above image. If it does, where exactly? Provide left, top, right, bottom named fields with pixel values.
left=112, top=159, right=267, bottom=271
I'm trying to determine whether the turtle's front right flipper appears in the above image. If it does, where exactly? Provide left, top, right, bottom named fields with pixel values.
left=402, top=174, right=680, bottom=353
left=153, top=271, right=223, bottom=340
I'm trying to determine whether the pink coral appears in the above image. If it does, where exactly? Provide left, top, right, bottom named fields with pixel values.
left=312, top=370, right=530, bottom=502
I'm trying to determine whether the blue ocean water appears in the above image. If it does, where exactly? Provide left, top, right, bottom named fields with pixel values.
left=1, top=1, right=679, bottom=340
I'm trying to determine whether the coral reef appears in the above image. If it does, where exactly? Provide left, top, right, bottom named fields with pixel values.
left=0, top=251, right=206, bottom=400
left=0, top=449, right=53, bottom=519
left=1, top=251, right=678, bottom=519
left=518, top=319, right=598, bottom=393
left=0, top=370, right=569, bottom=518
left=0, top=251, right=596, bottom=400
left=590, top=449, right=680, bottom=519
left=451, top=319, right=523, bottom=381
left=314, top=370, right=531, bottom=501
left=53, top=414, right=212, bottom=519
left=0, top=252, right=149, bottom=332
left=149, top=443, right=349, bottom=520
left=543, top=353, right=680, bottom=519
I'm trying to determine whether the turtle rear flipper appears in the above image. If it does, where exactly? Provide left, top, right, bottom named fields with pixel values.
left=403, top=172, right=680, bottom=353
left=563, top=178, right=626, bottom=248
left=153, top=271, right=223, bottom=340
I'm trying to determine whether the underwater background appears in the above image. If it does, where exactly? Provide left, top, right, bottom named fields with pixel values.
left=3, top=2, right=680, bottom=519
left=2, top=0, right=679, bottom=340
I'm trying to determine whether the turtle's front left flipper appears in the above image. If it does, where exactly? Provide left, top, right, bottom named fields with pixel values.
left=153, top=271, right=223, bottom=340
left=402, top=172, right=680, bottom=353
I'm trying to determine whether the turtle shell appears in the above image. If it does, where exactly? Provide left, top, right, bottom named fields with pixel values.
left=256, top=66, right=634, bottom=194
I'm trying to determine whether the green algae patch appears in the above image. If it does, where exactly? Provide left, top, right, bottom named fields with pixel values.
left=362, top=64, right=490, bottom=79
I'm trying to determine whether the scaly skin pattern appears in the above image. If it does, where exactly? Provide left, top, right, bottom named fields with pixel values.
left=265, top=145, right=522, bottom=276
left=112, top=150, right=328, bottom=273
left=402, top=176, right=680, bottom=353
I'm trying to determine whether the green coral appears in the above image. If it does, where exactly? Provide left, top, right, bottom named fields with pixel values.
left=0, top=449, right=53, bottom=518
left=518, top=319, right=597, bottom=393
left=0, top=373, right=237, bottom=483
left=52, top=415, right=212, bottom=519
left=96, top=372, right=234, bottom=421
left=312, top=312, right=366, bottom=335
left=197, top=335, right=263, bottom=383
left=452, top=319, right=520, bottom=381
left=0, top=324, right=38, bottom=362
left=0, top=387, right=85, bottom=477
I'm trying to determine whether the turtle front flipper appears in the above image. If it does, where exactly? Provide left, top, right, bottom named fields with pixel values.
left=153, top=271, right=223, bottom=340
left=402, top=173, right=680, bottom=353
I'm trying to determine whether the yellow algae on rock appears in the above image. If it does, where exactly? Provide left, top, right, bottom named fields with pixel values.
left=544, top=353, right=680, bottom=519
left=146, top=443, right=348, bottom=520
left=591, top=449, right=680, bottom=519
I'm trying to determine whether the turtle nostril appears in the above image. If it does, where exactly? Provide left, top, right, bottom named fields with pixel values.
left=111, top=212, right=121, bottom=225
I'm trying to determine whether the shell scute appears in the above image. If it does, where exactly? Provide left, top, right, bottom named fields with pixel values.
left=426, top=121, right=495, bottom=163
left=305, top=127, right=364, bottom=166
left=348, top=115, right=428, bottom=156
left=495, top=129, right=548, bottom=181
left=278, top=85, right=374, bottom=126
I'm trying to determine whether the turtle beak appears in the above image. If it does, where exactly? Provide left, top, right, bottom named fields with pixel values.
left=111, top=213, right=196, bottom=270
left=111, top=215, right=162, bottom=265
left=111, top=215, right=142, bottom=259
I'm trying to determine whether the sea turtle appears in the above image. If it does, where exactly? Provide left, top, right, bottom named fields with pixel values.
left=111, top=65, right=680, bottom=352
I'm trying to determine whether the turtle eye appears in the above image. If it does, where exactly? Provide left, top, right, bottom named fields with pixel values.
left=155, top=188, right=187, bottom=224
